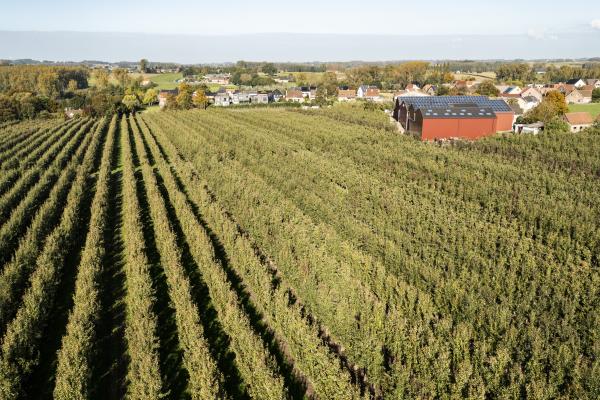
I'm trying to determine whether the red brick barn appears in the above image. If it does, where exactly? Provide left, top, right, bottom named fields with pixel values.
left=394, top=96, right=514, bottom=140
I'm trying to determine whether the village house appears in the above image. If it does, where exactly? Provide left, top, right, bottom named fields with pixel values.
left=337, top=88, right=356, bottom=101
left=513, top=122, right=544, bottom=135
left=422, top=84, right=437, bottom=95
left=563, top=112, right=594, bottom=132
left=214, top=89, right=231, bottom=106
left=203, top=73, right=231, bottom=85
left=269, top=89, right=284, bottom=102
left=158, top=89, right=178, bottom=108
left=520, top=87, right=543, bottom=102
left=566, top=78, right=586, bottom=88
left=286, top=88, right=305, bottom=102
left=298, top=86, right=317, bottom=100
left=252, top=92, right=270, bottom=104
left=586, top=79, right=600, bottom=89
left=274, top=75, right=292, bottom=84
left=404, top=83, right=421, bottom=93
left=64, top=108, right=83, bottom=119
left=517, top=96, right=540, bottom=112
left=565, top=88, right=592, bottom=104
left=357, top=85, right=381, bottom=100
left=502, top=86, right=522, bottom=97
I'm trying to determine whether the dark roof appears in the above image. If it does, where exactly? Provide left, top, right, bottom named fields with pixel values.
left=566, top=78, right=583, bottom=84
left=159, top=89, right=178, bottom=95
left=419, top=104, right=496, bottom=119
left=399, top=96, right=512, bottom=113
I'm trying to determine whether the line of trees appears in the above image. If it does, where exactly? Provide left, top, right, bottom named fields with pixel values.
left=53, top=116, right=116, bottom=399
left=0, top=118, right=104, bottom=399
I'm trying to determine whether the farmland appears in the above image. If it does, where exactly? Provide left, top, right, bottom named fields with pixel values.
left=569, top=102, right=600, bottom=118
left=0, top=107, right=598, bottom=399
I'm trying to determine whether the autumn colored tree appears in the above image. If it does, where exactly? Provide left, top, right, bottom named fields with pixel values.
left=545, top=90, right=569, bottom=115
left=142, top=88, right=159, bottom=105
left=176, top=83, right=193, bottom=109
left=192, top=90, right=208, bottom=109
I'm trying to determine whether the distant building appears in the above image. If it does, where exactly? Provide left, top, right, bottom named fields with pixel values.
left=565, top=89, right=592, bottom=104
left=203, top=73, right=231, bottom=85
left=252, top=92, right=269, bottom=104
left=422, top=84, right=437, bottom=95
left=64, top=108, right=83, bottom=119
left=513, top=122, right=544, bottom=135
left=337, top=88, right=356, bottom=101
left=586, top=79, right=600, bottom=89
left=565, top=78, right=586, bottom=88
left=502, top=86, right=522, bottom=96
left=214, top=88, right=231, bottom=106
left=269, top=89, right=284, bottom=102
left=393, top=96, right=515, bottom=140
left=158, top=89, right=178, bottom=108
left=520, top=87, right=543, bottom=102
left=357, top=85, right=380, bottom=100
left=563, top=112, right=594, bottom=132
left=286, top=88, right=305, bottom=102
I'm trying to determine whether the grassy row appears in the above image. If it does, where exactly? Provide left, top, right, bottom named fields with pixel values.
left=0, top=119, right=76, bottom=170
left=0, top=120, right=56, bottom=157
left=0, top=120, right=99, bottom=333
left=0, top=119, right=82, bottom=197
left=126, top=116, right=224, bottom=399
left=0, top=120, right=93, bottom=266
left=53, top=115, right=117, bottom=399
left=0, top=117, right=106, bottom=399
left=119, top=115, right=164, bottom=400
left=150, top=109, right=599, bottom=398
left=0, top=119, right=90, bottom=225
left=142, top=114, right=365, bottom=399
left=134, top=116, right=288, bottom=398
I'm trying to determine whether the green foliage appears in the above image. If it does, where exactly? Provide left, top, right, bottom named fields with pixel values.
left=475, top=80, right=500, bottom=97
left=176, top=83, right=193, bottom=109
left=496, top=63, right=533, bottom=82
left=142, top=107, right=599, bottom=399
left=592, top=88, right=600, bottom=102
left=524, top=91, right=569, bottom=123
left=119, top=115, right=164, bottom=400
left=544, top=117, right=570, bottom=132
left=53, top=116, right=116, bottom=400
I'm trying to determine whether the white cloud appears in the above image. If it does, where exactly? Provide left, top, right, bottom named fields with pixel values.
left=591, top=19, right=600, bottom=30
left=528, top=29, right=545, bottom=40
left=527, top=29, right=558, bottom=40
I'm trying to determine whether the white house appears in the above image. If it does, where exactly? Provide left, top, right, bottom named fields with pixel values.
left=357, top=85, right=380, bottom=100
left=563, top=112, right=594, bottom=132
left=566, top=78, right=586, bottom=88
left=513, top=122, right=544, bottom=135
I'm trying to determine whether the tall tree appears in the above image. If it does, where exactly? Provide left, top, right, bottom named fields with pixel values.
left=139, top=59, right=149, bottom=73
left=192, top=90, right=208, bottom=109
left=176, top=83, right=193, bottom=109
left=475, top=81, right=500, bottom=97
left=112, top=68, right=130, bottom=88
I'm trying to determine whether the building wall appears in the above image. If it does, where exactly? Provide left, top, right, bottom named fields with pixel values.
left=495, top=112, right=514, bottom=131
left=421, top=118, right=497, bottom=141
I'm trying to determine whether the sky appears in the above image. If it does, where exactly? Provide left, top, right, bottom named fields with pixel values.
left=1, top=0, right=600, bottom=62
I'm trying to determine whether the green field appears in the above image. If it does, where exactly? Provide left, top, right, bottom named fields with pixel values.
left=569, top=102, right=600, bottom=118
left=0, top=108, right=598, bottom=399
left=144, top=72, right=183, bottom=90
